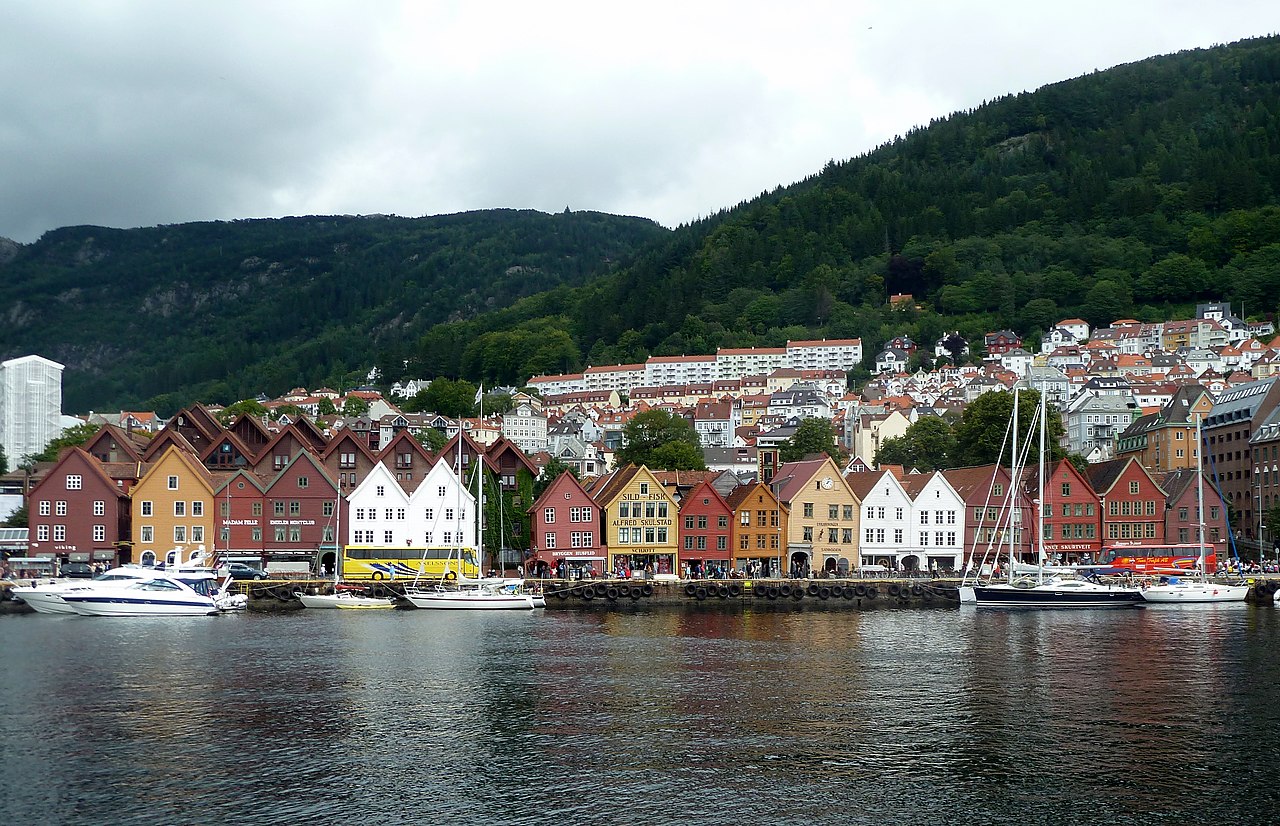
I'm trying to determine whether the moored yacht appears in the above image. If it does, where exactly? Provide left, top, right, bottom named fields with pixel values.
left=403, top=578, right=541, bottom=610
left=1138, top=574, right=1250, bottom=604
left=61, top=572, right=231, bottom=617
left=960, top=575, right=1143, bottom=608
left=12, top=566, right=174, bottom=614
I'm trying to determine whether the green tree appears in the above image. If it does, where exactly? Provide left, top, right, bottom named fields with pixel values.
left=0, top=443, right=7, bottom=475
left=533, top=458, right=580, bottom=500
left=342, top=395, right=370, bottom=417
left=875, top=416, right=956, bottom=471
left=616, top=409, right=706, bottom=470
left=952, top=390, right=1065, bottom=467
left=217, top=398, right=268, bottom=427
left=420, top=378, right=481, bottom=418
left=412, top=427, right=447, bottom=453
left=272, top=404, right=303, bottom=421
left=780, top=418, right=842, bottom=464
left=30, top=422, right=102, bottom=463
left=316, top=397, right=337, bottom=416
left=2, top=501, right=27, bottom=528
left=1081, top=279, right=1133, bottom=329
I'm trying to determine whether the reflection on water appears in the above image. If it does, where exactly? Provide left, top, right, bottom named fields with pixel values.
left=3, top=604, right=1280, bottom=825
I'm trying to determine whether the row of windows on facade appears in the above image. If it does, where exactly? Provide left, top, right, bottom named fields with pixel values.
left=862, top=529, right=960, bottom=546
left=129, top=501, right=337, bottom=518
left=351, top=530, right=459, bottom=544
left=34, top=524, right=106, bottom=542
left=352, top=507, right=464, bottom=522
left=40, top=500, right=108, bottom=517
left=135, top=525, right=338, bottom=544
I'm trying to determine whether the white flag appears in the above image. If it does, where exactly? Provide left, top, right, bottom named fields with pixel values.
left=474, top=384, right=484, bottom=404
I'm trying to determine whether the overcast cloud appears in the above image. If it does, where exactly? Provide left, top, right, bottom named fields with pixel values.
left=1, top=1, right=1277, bottom=243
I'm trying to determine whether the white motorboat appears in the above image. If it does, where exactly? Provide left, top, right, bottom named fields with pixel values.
left=297, top=589, right=397, bottom=609
left=12, top=566, right=174, bottom=615
left=61, top=572, right=228, bottom=617
left=1139, top=575, right=1250, bottom=603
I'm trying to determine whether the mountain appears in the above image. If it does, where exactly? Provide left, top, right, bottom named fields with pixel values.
left=0, top=210, right=667, bottom=412
left=6, top=35, right=1280, bottom=414
left=395, top=35, right=1280, bottom=387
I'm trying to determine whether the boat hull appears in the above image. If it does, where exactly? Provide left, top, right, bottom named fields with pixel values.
left=963, top=583, right=1143, bottom=608
left=61, top=595, right=221, bottom=617
left=1139, top=583, right=1250, bottom=603
left=12, top=589, right=81, bottom=614
left=402, top=590, right=538, bottom=610
left=298, top=592, right=397, bottom=609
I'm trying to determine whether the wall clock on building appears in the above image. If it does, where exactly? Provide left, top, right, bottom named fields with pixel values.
left=821, top=477, right=833, bottom=489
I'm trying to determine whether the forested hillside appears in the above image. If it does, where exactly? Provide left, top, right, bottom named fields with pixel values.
left=6, top=36, right=1280, bottom=413
left=0, top=210, right=666, bottom=412
left=398, top=35, right=1280, bottom=387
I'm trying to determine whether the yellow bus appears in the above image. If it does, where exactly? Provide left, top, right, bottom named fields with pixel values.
left=340, top=545, right=479, bottom=581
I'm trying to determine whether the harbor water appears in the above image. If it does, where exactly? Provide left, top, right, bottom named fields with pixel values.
left=3, top=603, right=1280, bottom=825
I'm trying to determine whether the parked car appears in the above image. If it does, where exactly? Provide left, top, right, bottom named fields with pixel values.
left=61, top=563, right=95, bottom=579
left=226, top=563, right=268, bottom=580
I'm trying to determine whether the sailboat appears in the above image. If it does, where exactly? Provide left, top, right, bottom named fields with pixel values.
left=402, top=393, right=541, bottom=611
left=298, top=490, right=396, bottom=609
left=1138, top=414, right=1249, bottom=604
left=959, top=390, right=1143, bottom=608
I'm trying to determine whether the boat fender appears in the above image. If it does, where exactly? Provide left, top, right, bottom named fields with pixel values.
left=717, top=585, right=730, bottom=599
left=854, top=584, right=868, bottom=597
left=888, top=583, right=901, bottom=597
left=807, top=583, right=820, bottom=596
left=581, top=586, right=595, bottom=600
left=605, top=586, right=620, bottom=601
left=629, top=586, right=643, bottom=600
left=792, top=588, right=804, bottom=600
left=911, top=584, right=924, bottom=596
left=842, top=586, right=854, bottom=600
left=865, top=586, right=878, bottom=600
left=779, top=583, right=793, bottom=597
left=767, top=586, right=780, bottom=600
left=684, top=583, right=697, bottom=596
left=830, top=585, right=844, bottom=598
left=818, top=586, right=831, bottom=600
left=555, top=588, right=569, bottom=600
left=694, top=586, right=708, bottom=601
left=728, top=583, right=743, bottom=597
left=641, top=584, right=654, bottom=597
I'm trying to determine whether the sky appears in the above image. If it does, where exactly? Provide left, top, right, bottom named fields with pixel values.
left=1, top=1, right=1278, bottom=244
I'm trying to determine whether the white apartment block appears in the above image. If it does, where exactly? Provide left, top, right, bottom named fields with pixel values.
left=0, top=354, right=65, bottom=464
left=643, top=355, right=717, bottom=387
left=715, top=347, right=787, bottom=379
left=583, top=364, right=646, bottom=394
left=527, top=373, right=585, bottom=396
left=786, top=339, right=863, bottom=372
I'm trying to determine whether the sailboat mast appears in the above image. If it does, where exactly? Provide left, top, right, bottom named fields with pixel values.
left=478, top=389, right=484, bottom=575
left=1038, top=389, right=1047, bottom=574
left=1009, top=388, right=1019, bottom=583
left=1197, top=413, right=1207, bottom=573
